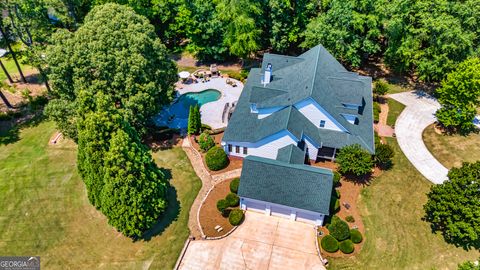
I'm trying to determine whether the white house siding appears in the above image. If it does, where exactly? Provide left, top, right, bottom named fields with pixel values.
left=224, top=130, right=297, bottom=159
left=294, top=98, right=347, bottom=132
left=257, top=106, right=285, bottom=119
left=303, top=135, right=319, bottom=161
left=240, top=197, right=325, bottom=226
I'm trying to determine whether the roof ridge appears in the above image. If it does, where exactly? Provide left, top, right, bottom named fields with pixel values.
left=309, top=46, right=322, bottom=97
left=246, top=155, right=333, bottom=175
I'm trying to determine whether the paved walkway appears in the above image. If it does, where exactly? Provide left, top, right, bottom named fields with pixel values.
left=178, top=211, right=326, bottom=270
left=374, top=102, right=395, bottom=137
left=182, top=137, right=242, bottom=238
left=389, top=91, right=448, bottom=184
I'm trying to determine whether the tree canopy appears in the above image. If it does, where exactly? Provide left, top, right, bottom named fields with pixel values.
left=336, top=144, right=374, bottom=176
left=435, top=57, right=480, bottom=134
left=424, top=161, right=480, bottom=249
left=45, top=3, right=177, bottom=139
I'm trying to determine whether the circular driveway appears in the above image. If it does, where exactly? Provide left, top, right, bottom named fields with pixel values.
left=389, top=91, right=448, bottom=184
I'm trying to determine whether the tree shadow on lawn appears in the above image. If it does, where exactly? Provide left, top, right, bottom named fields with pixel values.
left=140, top=168, right=181, bottom=242
left=423, top=215, right=480, bottom=252
left=0, top=113, right=45, bottom=145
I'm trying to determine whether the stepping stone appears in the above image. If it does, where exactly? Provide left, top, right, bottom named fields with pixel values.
left=217, top=227, right=223, bottom=232
left=214, top=225, right=221, bottom=230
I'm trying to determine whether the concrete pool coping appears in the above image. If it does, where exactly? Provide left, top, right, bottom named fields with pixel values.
left=170, top=77, right=244, bottom=130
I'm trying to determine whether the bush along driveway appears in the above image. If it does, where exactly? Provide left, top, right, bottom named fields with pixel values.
left=389, top=91, right=448, bottom=184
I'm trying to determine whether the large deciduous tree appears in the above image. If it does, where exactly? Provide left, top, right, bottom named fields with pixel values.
left=302, top=0, right=383, bottom=67
left=424, top=162, right=480, bottom=249
left=384, top=0, right=478, bottom=82
left=45, top=3, right=177, bottom=140
left=336, top=144, right=374, bottom=177
left=435, top=57, right=480, bottom=134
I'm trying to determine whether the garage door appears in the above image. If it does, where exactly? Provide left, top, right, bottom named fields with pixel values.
left=296, top=211, right=318, bottom=224
left=270, top=205, right=291, bottom=218
left=245, top=200, right=266, bottom=213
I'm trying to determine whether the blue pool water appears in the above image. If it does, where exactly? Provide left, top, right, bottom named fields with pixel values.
left=155, top=89, right=221, bottom=128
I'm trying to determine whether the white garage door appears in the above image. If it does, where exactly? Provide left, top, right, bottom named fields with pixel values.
left=270, top=205, right=291, bottom=218
left=296, top=211, right=318, bottom=224
left=245, top=200, right=266, bottom=213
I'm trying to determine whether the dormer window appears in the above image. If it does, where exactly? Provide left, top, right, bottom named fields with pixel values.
left=250, top=103, right=258, bottom=113
left=319, top=120, right=326, bottom=128
left=342, top=103, right=360, bottom=110
left=341, top=114, right=358, bottom=125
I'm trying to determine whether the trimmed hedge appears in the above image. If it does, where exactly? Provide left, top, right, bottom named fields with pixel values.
left=230, top=178, right=240, bottom=193
left=216, top=199, right=228, bottom=213
left=205, top=146, right=229, bottom=171
left=335, top=189, right=341, bottom=199
left=198, top=132, right=215, bottom=152
left=345, top=215, right=355, bottom=223
left=226, top=192, right=239, bottom=207
left=373, top=102, right=381, bottom=123
left=350, top=229, right=363, bottom=244
left=330, top=197, right=340, bottom=213
left=328, top=216, right=350, bottom=241
left=320, top=235, right=339, bottom=253
left=228, top=209, right=244, bottom=226
left=339, top=240, right=354, bottom=254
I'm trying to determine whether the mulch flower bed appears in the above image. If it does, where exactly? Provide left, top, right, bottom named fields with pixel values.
left=199, top=178, right=237, bottom=237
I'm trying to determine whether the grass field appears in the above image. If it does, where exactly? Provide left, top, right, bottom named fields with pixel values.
left=0, top=52, right=34, bottom=83
left=423, top=125, right=480, bottom=169
left=0, top=121, right=201, bottom=269
left=329, top=138, right=479, bottom=269
left=387, top=98, right=406, bottom=126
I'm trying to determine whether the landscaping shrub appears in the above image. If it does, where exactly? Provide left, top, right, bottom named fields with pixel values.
left=374, top=143, right=395, bottom=169
left=230, top=178, right=240, bottom=193
left=336, top=144, right=374, bottom=176
left=345, top=215, right=355, bottom=223
left=216, top=199, right=228, bottom=213
left=350, top=229, right=363, bottom=244
left=198, top=132, right=215, bottom=152
left=228, top=209, right=244, bottom=226
left=373, top=102, right=381, bottom=123
left=374, top=132, right=381, bottom=145
left=205, top=146, right=229, bottom=171
left=339, top=239, right=355, bottom=254
left=320, top=235, right=339, bottom=253
left=330, top=196, right=340, bottom=213
left=335, top=189, right=341, bottom=199
left=374, top=80, right=389, bottom=96
left=333, top=171, right=341, bottom=186
left=225, top=192, right=239, bottom=207
left=328, top=216, right=350, bottom=241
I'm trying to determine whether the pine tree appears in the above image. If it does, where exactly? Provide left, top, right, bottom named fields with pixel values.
left=194, top=104, right=201, bottom=134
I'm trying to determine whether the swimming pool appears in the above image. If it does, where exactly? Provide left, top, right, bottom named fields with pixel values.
left=155, top=89, right=221, bottom=128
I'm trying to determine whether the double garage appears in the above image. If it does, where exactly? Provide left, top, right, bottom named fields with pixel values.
left=240, top=197, right=325, bottom=226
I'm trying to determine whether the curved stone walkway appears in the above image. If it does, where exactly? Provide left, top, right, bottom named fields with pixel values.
left=389, top=91, right=448, bottom=184
left=182, top=137, right=242, bottom=239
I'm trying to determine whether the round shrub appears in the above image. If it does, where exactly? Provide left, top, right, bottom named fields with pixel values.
left=339, top=240, right=354, bottom=254
left=230, top=178, right=240, bottom=193
left=228, top=209, right=244, bottom=226
left=374, top=143, right=395, bottom=169
left=374, top=80, right=389, bottom=96
left=198, top=132, right=215, bottom=152
left=320, top=235, right=339, bottom=253
left=205, top=146, right=229, bottom=171
left=333, top=171, right=341, bottom=186
left=350, top=229, right=363, bottom=244
left=327, top=216, right=350, bottom=241
left=216, top=199, right=228, bottom=213
left=336, top=144, right=374, bottom=176
left=345, top=215, right=355, bottom=223
left=225, top=192, right=239, bottom=207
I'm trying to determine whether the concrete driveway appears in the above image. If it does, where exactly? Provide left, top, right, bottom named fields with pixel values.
left=389, top=91, right=448, bottom=184
left=178, top=211, right=325, bottom=270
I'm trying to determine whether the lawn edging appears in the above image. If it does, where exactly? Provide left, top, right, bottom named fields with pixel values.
left=314, top=226, right=328, bottom=266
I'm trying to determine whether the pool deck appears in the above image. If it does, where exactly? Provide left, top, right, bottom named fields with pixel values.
left=175, top=77, right=244, bottom=129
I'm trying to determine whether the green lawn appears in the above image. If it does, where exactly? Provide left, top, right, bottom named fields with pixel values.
left=0, top=51, right=34, bottom=83
left=0, top=121, right=201, bottom=269
left=387, top=98, right=406, bottom=126
left=423, top=125, right=480, bottom=169
left=329, top=138, right=478, bottom=269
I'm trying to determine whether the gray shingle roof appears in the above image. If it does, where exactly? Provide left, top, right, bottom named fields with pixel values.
left=223, top=45, right=375, bottom=153
left=276, top=144, right=305, bottom=164
left=238, top=156, right=333, bottom=214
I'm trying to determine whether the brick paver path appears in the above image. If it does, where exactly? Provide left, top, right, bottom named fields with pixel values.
left=182, top=137, right=242, bottom=238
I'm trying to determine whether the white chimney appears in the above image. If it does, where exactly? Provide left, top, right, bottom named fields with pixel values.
left=263, top=63, right=272, bottom=85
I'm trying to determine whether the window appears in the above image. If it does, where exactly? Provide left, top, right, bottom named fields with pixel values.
left=243, top=147, right=248, bottom=155
left=319, top=120, right=326, bottom=128
left=228, top=144, right=232, bottom=152
left=235, top=146, right=240, bottom=153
